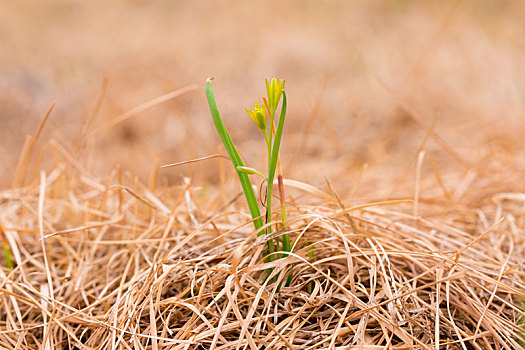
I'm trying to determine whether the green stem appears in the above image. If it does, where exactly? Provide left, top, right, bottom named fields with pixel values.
left=279, top=175, right=291, bottom=254
left=266, top=109, right=275, bottom=234
left=260, top=128, right=275, bottom=261
left=2, top=242, right=13, bottom=269
left=266, top=114, right=276, bottom=260
left=266, top=94, right=287, bottom=261
left=306, top=241, right=315, bottom=293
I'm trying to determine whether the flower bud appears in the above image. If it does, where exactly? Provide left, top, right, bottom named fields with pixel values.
left=236, top=166, right=266, bottom=179
left=245, top=102, right=267, bottom=132
left=265, top=78, right=285, bottom=112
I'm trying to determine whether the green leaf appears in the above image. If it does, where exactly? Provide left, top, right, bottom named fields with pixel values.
left=2, top=242, right=13, bottom=269
left=266, top=92, right=287, bottom=224
left=205, top=79, right=263, bottom=233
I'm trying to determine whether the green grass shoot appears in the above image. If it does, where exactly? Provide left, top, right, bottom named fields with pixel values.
left=0, top=220, right=13, bottom=269
left=205, top=79, right=263, bottom=233
left=205, top=77, right=292, bottom=275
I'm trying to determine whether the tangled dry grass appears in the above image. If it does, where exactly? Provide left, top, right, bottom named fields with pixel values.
left=0, top=136, right=523, bottom=349
left=2, top=2, right=525, bottom=348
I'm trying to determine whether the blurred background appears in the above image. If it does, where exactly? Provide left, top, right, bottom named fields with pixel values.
left=1, top=0, right=524, bottom=200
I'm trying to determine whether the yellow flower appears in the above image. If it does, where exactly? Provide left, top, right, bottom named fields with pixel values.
left=265, top=78, right=285, bottom=112
left=245, top=102, right=266, bottom=132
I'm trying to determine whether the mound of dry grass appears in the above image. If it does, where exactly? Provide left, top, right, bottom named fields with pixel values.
left=0, top=138, right=523, bottom=349
left=2, top=1, right=525, bottom=348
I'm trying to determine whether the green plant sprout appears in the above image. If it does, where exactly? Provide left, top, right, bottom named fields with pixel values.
left=0, top=220, right=13, bottom=269
left=205, top=77, right=291, bottom=270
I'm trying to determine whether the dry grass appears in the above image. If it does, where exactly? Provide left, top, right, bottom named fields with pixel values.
left=2, top=1, right=525, bottom=348
left=0, top=134, right=523, bottom=349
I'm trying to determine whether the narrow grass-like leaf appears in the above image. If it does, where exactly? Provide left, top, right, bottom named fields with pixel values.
left=266, top=92, right=287, bottom=234
left=266, top=93, right=287, bottom=209
left=2, top=243, right=13, bottom=269
left=278, top=175, right=291, bottom=254
left=205, top=79, right=263, bottom=232
left=0, top=221, right=13, bottom=269
left=267, top=93, right=290, bottom=288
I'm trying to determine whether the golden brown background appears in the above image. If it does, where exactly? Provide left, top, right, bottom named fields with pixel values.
left=2, top=0, right=524, bottom=198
